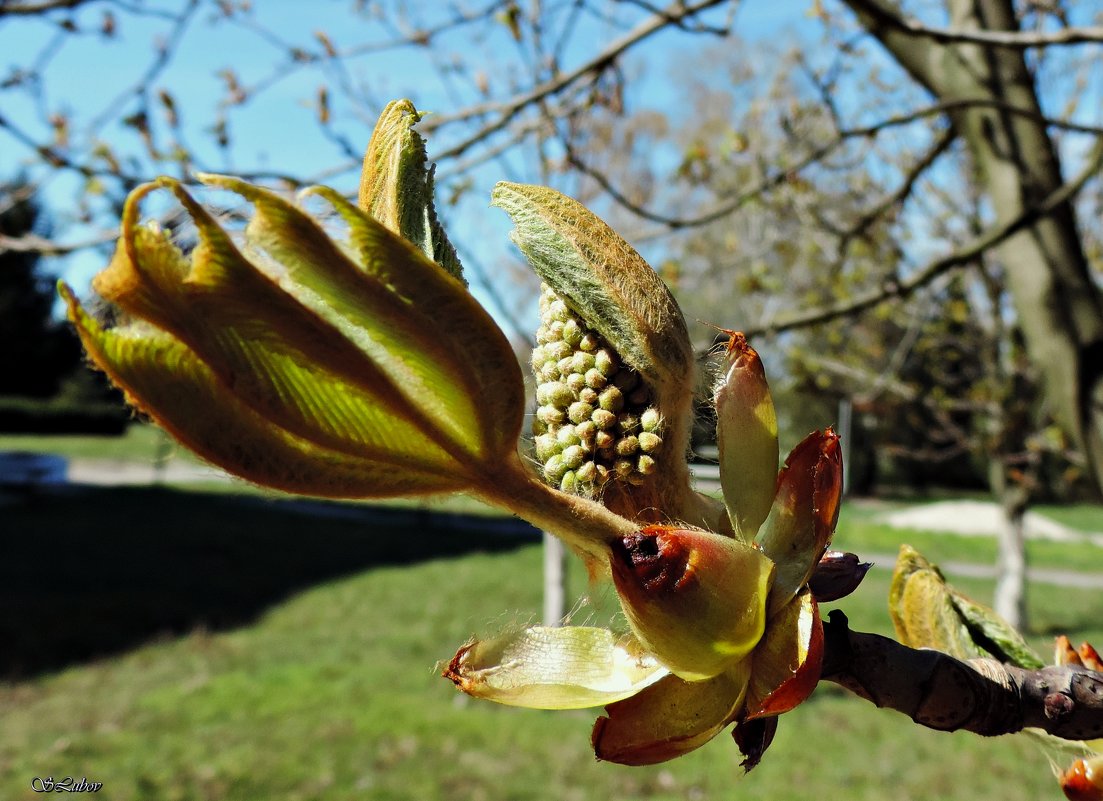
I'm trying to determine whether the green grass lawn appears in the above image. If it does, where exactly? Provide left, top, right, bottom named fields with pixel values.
left=835, top=503, right=1103, bottom=576
left=2, top=485, right=1100, bottom=801
left=0, top=423, right=194, bottom=463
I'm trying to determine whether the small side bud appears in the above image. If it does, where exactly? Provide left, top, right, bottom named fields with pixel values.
left=714, top=331, right=779, bottom=542
left=808, top=551, right=872, bottom=602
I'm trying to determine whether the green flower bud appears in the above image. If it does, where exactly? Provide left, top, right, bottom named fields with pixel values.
left=546, top=341, right=572, bottom=361
left=640, top=408, right=662, bottom=433
left=562, top=445, right=585, bottom=469
left=616, top=435, right=640, bottom=457
left=637, top=454, right=657, bottom=475
left=538, top=405, right=566, bottom=426
left=562, top=318, right=583, bottom=347
left=599, top=386, right=625, bottom=413
left=585, top=368, right=607, bottom=390
left=544, top=453, right=568, bottom=483
left=592, top=409, right=616, bottom=430
left=530, top=345, right=547, bottom=371
left=568, top=401, right=594, bottom=425
left=535, top=433, right=559, bottom=461
left=560, top=470, right=578, bottom=494
left=572, top=351, right=596, bottom=374
left=548, top=298, right=571, bottom=322
left=556, top=425, right=580, bottom=447
left=538, top=361, right=559, bottom=382
left=638, top=432, right=663, bottom=453
left=579, top=333, right=599, bottom=352
left=595, top=349, right=617, bottom=376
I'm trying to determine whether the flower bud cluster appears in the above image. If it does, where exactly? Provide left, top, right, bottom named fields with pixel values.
left=531, top=284, right=664, bottom=495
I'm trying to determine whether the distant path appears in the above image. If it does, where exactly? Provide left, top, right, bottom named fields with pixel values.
left=860, top=552, right=1103, bottom=591
left=879, top=500, right=1103, bottom=548
left=65, top=457, right=232, bottom=485
left=15, top=457, right=1103, bottom=590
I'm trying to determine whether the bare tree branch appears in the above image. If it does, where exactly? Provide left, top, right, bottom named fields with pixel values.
left=843, top=0, right=1103, bottom=49
left=743, top=137, right=1103, bottom=338
left=822, top=611, right=1103, bottom=742
left=0, top=230, right=117, bottom=256
left=420, top=0, right=731, bottom=160
left=564, top=97, right=1100, bottom=231
left=0, top=0, right=91, bottom=15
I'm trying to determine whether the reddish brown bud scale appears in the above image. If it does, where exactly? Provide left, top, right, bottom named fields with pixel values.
left=1058, top=635, right=1082, bottom=667
left=1062, top=757, right=1103, bottom=801
left=757, top=428, right=843, bottom=613
left=610, top=526, right=775, bottom=681
left=1080, top=642, right=1103, bottom=672
left=614, top=529, right=695, bottom=594
left=808, top=550, right=872, bottom=602
left=732, top=716, right=778, bottom=773
left=745, top=597, right=824, bottom=721
left=812, top=427, right=843, bottom=535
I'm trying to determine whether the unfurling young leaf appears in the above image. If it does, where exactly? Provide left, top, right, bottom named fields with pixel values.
left=358, top=99, right=464, bottom=281
left=889, top=545, right=1043, bottom=669
left=62, top=172, right=522, bottom=498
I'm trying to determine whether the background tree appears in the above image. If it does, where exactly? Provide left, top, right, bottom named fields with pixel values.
left=0, top=178, right=79, bottom=398
left=1, top=0, right=1101, bottom=595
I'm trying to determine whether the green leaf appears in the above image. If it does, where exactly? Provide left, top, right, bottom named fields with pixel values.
left=950, top=584, right=1044, bottom=670
left=68, top=172, right=524, bottom=497
left=61, top=284, right=465, bottom=498
left=201, top=174, right=522, bottom=460
left=357, top=99, right=464, bottom=281
left=491, top=182, right=692, bottom=389
left=444, top=626, right=667, bottom=709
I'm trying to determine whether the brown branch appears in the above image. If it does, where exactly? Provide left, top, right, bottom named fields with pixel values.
left=843, top=0, right=1103, bottom=49
left=420, top=0, right=730, bottom=160
left=822, top=611, right=1103, bottom=741
left=743, top=137, right=1103, bottom=338
left=0, top=230, right=117, bottom=256
left=0, top=0, right=91, bottom=15
left=565, top=97, right=1099, bottom=232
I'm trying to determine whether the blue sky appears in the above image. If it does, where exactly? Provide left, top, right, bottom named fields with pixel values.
left=3, top=1, right=1099, bottom=337
left=0, top=2, right=813, bottom=327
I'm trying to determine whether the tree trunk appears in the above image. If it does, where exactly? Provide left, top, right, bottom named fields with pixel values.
left=842, top=0, right=1103, bottom=491
left=543, top=531, right=568, bottom=626
left=989, top=459, right=1028, bottom=629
